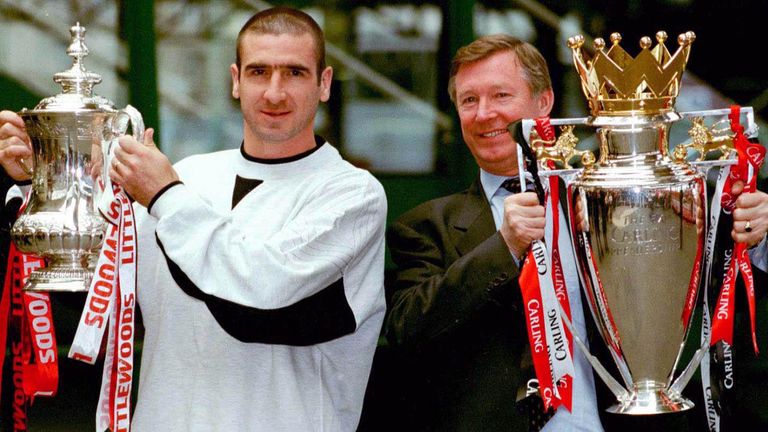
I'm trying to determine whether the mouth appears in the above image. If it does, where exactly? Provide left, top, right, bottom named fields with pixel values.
left=261, top=110, right=291, bottom=119
left=479, top=129, right=508, bottom=138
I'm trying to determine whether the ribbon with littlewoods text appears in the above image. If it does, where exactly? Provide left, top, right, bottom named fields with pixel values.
left=69, top=180, right=137, bottom=432
left=0, top=198, right=58, bottom=431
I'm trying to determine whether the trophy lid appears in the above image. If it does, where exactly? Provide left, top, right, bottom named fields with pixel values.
left=25, top=23, right=116, bottom=113
left=567, top=31, right=695, bottom=120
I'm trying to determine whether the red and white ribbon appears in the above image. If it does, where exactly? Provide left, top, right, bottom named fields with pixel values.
left=545, top=176, right=575, bottom=411
left=710, top=106, right=765, bottom=351
left=701, top=106, right=765, bottom=431
left=518, top=118, right=576, bottom=412
left=70, top=183, right=137, bottom=432
left=538, top=117, right=575, bottom=411
left=0, top=196, right=58, bottom=431
left=520, top=244, right=558, bottom=411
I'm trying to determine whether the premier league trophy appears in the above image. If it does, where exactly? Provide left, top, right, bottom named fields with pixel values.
left=524, top=31, right=757, bottom=415
left=10, top=23, right=143, bottom=292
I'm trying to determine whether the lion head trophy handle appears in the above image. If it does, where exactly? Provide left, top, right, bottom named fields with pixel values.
left=673, top=116, right=736, bottom=162
left=529, top=125, right=595, bottom=170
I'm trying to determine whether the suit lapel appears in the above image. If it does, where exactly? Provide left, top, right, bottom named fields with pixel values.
left=454, top=179, right=496, bottom=257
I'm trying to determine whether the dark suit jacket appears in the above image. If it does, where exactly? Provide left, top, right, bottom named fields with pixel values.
left=385, top=179, right=531, bottom=431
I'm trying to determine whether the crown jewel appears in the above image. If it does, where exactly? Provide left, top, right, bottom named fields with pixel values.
left=567, top=31, right=695, bottom=117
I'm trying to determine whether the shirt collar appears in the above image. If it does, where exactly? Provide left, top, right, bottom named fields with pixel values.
left=479, top=168, right=510, bottom=203
left=479, top=168, right=536, bottom=202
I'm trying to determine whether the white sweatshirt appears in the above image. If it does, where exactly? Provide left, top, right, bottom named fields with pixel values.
left=130, top=141, right=387, bottom=432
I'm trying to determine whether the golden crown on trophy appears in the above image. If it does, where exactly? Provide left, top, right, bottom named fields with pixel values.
left=567, top=31, right=696, bottom=117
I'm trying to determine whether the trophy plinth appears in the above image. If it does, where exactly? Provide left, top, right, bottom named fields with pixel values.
left=24, top=262, right=93, bottom=293
left=609, top=382, right=694, bottom=415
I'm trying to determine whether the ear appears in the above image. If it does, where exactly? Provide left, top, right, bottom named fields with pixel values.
left=230, top=64, right=240, bottom=99
left=319, top=66, right=333, bottom=102
left=535, top=88, right=554, bottom=117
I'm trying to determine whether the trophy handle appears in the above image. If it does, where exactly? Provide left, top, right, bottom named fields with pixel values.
left=113, top=104, right=145, bottom=142
left=668, top=340, right=708, bottom=397
left=558, top=304, right=630, bottom=401
left=99, top=105, right=144, bottom=215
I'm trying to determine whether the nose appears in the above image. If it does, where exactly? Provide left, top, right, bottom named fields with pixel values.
left=475, top=97, right=497, bottom=122
left=263, top=73, right=286, bottom=105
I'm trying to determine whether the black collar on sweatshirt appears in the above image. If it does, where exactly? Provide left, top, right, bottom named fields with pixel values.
left=240, top=135, right=326, bottom=164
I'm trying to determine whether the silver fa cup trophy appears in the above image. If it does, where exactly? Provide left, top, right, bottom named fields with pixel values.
left=527, top=31, right=755, bottom=415
left=10, top=23, right=143, bottom=292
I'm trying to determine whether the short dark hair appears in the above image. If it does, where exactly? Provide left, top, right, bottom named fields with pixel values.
left=236, top=7, right=326, bottom=81
left=448, top=34, right=552, bottom=104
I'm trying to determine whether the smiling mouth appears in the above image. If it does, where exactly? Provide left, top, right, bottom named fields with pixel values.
left=480, top=129, right=508, bottom=138
left=261, top=110, right=290, bottom=117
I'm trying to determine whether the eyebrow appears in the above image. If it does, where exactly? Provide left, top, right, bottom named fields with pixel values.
left=244, top=63, right=311, bottom=74
left=456, top=91, right=475, bottom=101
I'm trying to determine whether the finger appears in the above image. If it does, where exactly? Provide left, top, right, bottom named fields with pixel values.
left=505, top=193, right=535, bottom=207
left=506, top=192, right=541, bottom=206
left=732, top=230, right=743, bottom=243
left=730, top=180, right=745, bottom=196
left=734, top=220, right=752, bottom=233
left=118, top=135, right=143, bottom=154
left=113, top=144, right=126, bottom=163
left=510, top=205, right=546, bottom=218
left=0, top=124, right=30, bottom=144
left=1, top=135, right=32, bottom=150
left=735, top=191, right=768, bottom=210
left=732, top=230, right=761, bottom=245
left=732, top=206, right=764, bottom=223
left=522, top=227, right=545, bottom=242
left=0, top=111, right=26, bottom=130
left=507, top=218, right=547, bottom=237
left=109, top=165, right=124, bottom=185
left=0, top=145, right=33, bottom=159
left=143, top=128, right=156, bottom=147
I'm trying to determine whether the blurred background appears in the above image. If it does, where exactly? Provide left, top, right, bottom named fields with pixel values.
left=1, top=0, right=767, bottom=430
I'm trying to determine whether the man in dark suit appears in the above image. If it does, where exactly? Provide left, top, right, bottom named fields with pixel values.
left=384, top=35, right=603, bottom=431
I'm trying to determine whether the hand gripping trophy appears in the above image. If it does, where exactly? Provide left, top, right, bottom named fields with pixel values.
left=512, top=31, right=763, bottom=415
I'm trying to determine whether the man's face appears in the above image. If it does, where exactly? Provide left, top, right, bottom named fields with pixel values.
left=231, top=32, right=332, bottom=152
left=454, top=51, right=553, bottom=175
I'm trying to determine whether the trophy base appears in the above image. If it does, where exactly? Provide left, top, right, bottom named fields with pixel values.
left=608, top=384, right=694, bottom=415
left=24, top=257, right=93, bottom=293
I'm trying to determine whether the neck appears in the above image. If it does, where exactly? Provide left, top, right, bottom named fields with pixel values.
left=242, top=125, right=317, bottom=159
left=481, top=163, right=520, bottom=177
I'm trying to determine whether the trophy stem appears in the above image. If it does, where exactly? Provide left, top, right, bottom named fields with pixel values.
left=608, top=381, right=694, bottom=415
left=25, top=254, right=92, bottom=292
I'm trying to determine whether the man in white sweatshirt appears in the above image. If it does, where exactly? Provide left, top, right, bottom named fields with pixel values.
left=0, top=6, right=386, bottom=431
